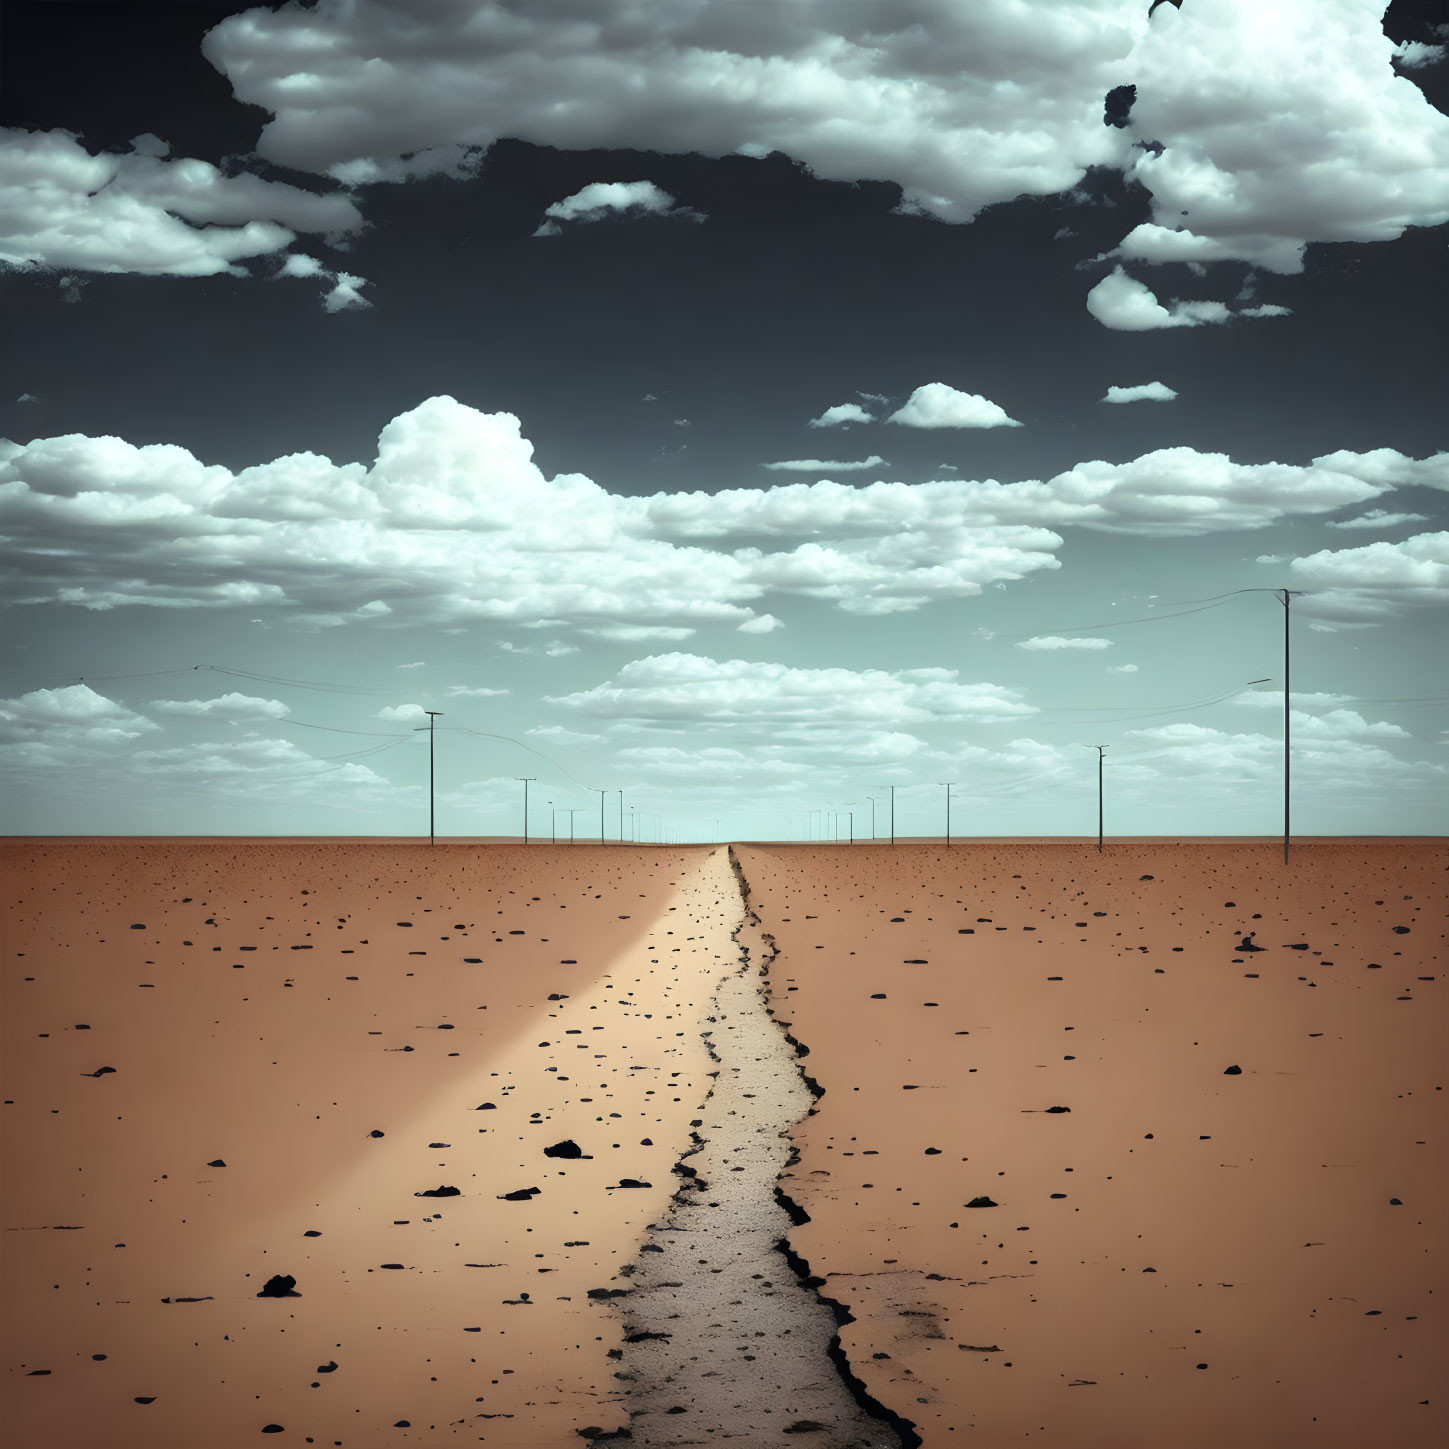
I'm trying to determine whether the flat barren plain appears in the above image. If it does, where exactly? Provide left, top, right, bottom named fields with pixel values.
left=2, top=838, right=1444, bottom=1449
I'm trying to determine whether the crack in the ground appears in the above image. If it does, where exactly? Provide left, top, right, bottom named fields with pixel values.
left=589, top=846, right=916, bottom=1447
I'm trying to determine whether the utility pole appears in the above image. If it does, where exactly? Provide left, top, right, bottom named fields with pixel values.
left=592, top=787, right=607, bottom=844
left=1089, top=746, right=1107, bottom=852
left=866, top=795, right=877, bottom=840
left=564, top=808, right=585, bottom=843
left=548, top=802, right=556, bottom=845
left=847, top=809, right=853, bottom=843
left=1242, top=588, right=1307, bottom=863
left=416, top=711, right=443, bottom=844
left=516, top=777, right=536, bottom=845
left=877, top=784, right=895, bottom=845
left=1280, top=589, right=1297, bottom=864
left=939, top=782, right=956, bottom=847
left=628, top=805, right=635, bottom=842
left=617, top=790, right=624, bottom=844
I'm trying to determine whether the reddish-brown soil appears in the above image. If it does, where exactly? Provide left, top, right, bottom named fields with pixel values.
left=736, top=840, right=1446, bottom=1448
left=3, top=838, right=1443, bottom=1448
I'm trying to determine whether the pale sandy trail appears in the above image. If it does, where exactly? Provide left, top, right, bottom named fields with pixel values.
left=601, top=847, right=909, bottom=1447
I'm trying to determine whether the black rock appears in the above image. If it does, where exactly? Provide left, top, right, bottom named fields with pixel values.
left=83, top=1066, right=116, bottom=1077
left=256, top=1274, right=300, bottom=1298
left=544, top=1140, right=583, bottom=1159
left=966, top=1196, right=998, bottom=1208
left=1236, top=933, right=1264, bottom=951
left=207, top=1159, right=226, bottom=1168
left=1104, top=83, right=1136, bottom=128
left=609, top=1179, right=651, bottom=1189
left=1045, top=1105, right=1071, bottom=1113
left=499, top=1187, right=540, bottom=1201
left=415, top=1185, right=460, bottom=1197
left=317, top=1361, right=338, bottom=1373
left=1224, top=1065, right=1242, bottom=1075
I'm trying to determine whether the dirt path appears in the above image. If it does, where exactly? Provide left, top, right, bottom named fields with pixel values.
left=600, top=847, right=912, bottom=1447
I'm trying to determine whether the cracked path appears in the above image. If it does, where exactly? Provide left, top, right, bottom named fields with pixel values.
left=604, top=847, right=906, bottom=1447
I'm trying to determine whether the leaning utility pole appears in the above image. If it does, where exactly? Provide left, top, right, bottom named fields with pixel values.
left=516, top=777, right=536, bottom=845
left=416, top=711, right=444, bottom=843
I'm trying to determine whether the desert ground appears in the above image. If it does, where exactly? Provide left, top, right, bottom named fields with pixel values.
left=2, top=838, right=1443, bottom=1448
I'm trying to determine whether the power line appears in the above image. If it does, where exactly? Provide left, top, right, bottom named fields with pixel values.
left=275, top=718, right=414, bottom=738
left=206, top=664, right=384, bottom=695
left=1000, top=588, right=1283, bottom=639
left=449, top=725, right=595, bottom=791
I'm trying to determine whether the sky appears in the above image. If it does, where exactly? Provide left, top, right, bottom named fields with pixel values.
left=1, top=0, right=1447, bottom=842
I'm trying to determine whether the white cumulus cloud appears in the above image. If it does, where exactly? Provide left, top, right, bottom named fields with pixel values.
left=151, top=692, right=291, bottom=720
left=0, top=127, right=360, bottom=279
left=533, top=179, right=703, bottom=236
left=3, top=401, right=1443, bottom=634
left=1285, top=531, right=1449, bottom=619
left=202, top=0, right=1449, bottom=290
left=1016, top=635, right=1113, bottom=651
left=762, top=455, right=885, bottom=472
left=807, top=403, right=875, bottom=428
left=1102, top=381, right=1178, bottom=404
left=1325, top=509, right=1431, bottom=530
left=886, top=383, right=1020, bottom=429
left=1086, top=269, right=1232, bottom=330
left=544, top=653, right=1038, bottom=726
